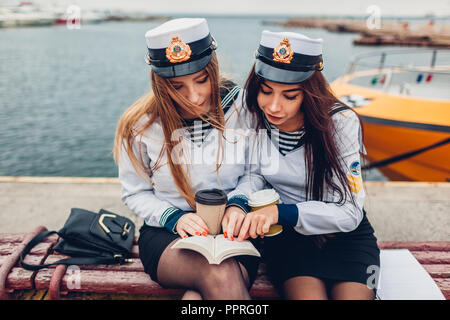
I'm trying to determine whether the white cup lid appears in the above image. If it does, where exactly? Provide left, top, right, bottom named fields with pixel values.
left=248, top=189, right=280, bottom=207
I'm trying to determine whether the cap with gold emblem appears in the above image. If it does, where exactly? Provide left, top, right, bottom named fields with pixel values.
left=255, top=30, right=324, bottom=84
left=145, top=18, right=217, bottom=78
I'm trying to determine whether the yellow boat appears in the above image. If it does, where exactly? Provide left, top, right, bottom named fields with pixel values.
left=331, top=49, right=450, bottom=182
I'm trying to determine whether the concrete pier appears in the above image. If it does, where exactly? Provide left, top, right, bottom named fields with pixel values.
left=0, top=177, right=448, bottom=241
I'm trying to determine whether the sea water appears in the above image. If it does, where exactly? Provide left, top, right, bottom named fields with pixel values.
left=0, top=16, right=391, bottom=179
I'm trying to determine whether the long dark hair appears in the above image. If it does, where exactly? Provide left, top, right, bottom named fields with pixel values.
left=244, top=65, right=360, bottom=245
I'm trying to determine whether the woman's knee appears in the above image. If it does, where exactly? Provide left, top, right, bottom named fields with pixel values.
left=197, top=259, right=250, bottom=299
left=204, top=259, right=243, bottom=285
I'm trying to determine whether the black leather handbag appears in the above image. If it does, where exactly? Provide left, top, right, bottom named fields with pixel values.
left=20, top=208, right=135, bottom=271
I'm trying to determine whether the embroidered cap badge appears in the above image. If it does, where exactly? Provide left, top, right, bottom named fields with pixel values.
left=273, top=38, right=294, bottom=64
left=166, top=36, right=192, bottom=63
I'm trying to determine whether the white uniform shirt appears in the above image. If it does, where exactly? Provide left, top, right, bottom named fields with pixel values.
left=235, top=108, right=367, bottom=235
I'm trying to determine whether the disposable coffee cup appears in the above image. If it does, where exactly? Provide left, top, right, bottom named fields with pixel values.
left=248, top=189, right=283, bottom=237
left=195, top=189, right=228, bottom=235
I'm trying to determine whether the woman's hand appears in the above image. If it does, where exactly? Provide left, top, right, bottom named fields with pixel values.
left=175, top=213, right=209, bottom=238
left=237, top=205, right=278, bottom=241
left=221, top=206, right=246, bottom=241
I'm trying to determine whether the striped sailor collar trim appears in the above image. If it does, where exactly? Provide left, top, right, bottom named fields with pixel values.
left=262, top=113, right=306, bottom=156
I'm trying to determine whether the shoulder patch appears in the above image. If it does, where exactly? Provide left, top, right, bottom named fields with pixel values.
left=347, top=173, right=362, bottom=194
left=347, top=160, right=362, bottom=193
left=350, top=161, right=361, bottom=176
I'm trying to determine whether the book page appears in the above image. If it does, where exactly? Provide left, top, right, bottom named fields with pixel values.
left=171, top=235, right=215, bottom=264
left=214, top=234, right=261, bottom=264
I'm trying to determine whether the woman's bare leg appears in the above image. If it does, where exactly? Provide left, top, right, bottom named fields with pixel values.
left=330, top=281, right=375, bottom=300
left=157, top=239, right=251, bottom=300
left=283, top=276, right=328, bottom=300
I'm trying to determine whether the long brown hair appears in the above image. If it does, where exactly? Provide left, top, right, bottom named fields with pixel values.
left=244, top=65, right=360, bottom=244
left=113, top=53, right=228, bottom=209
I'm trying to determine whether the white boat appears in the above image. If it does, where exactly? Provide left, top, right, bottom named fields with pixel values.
left=0, top=7, right=56, bottom=28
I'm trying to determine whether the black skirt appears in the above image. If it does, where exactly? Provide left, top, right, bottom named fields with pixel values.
left=262, top=214, right=380, bottom=293
left=138, top=224, right=261, bottom=287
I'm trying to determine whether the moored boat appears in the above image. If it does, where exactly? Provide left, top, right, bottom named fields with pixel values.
left=331, top=49, right=450, bottom=181
left=0, top=8, right=55, bottom=27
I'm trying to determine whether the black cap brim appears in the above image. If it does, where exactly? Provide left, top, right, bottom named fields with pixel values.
left=255, top=59, right=315, bottom=84
left=147, top=52, right=213, bottom=78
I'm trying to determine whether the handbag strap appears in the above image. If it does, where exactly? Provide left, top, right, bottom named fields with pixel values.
left=19, top=231, right=126, bottom=271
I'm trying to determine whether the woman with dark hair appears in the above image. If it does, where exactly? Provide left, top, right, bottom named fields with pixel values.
left=234, top=31, right=380, bottom=300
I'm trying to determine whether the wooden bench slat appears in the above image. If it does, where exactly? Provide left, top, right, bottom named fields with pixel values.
left=34, top=268, right=58, bottom=290
left=0, top=242, right=54, bottom=256
left=0, top=233, right=59, bottom=245
left=65, top=270, right=278, bottom=298
left=5, top=268, right=34, bottom=291
left=65, top=270, right=185, bottom=295
left=0, top=243, right=21, bottom=255
left=432, top=279, right=450, bottom=299
left=422, top=264, right=450, bottom=278
left=1, top=254, right=56, bottom=269
left=43, top=254, right=145, bottom=272
left=410, top=251, right=450, bottom=265
left=35, top=268, right=185, bottom=296
left=0, top=234, right=27, bottom=244
left=378, top=242, right=450, bottom=251
left=21, top=254, right=48, bottom=267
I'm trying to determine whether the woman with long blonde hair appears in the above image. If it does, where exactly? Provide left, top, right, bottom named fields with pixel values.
left=113, top=18, right=259, bottom=300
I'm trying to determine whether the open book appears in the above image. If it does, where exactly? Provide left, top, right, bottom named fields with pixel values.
left=171, top=234, right=261, bottom=265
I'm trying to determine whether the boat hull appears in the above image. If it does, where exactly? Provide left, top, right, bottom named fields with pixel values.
left=331, top=76, right=450, bottom=182
left=359, top=119, right=449, bottom=181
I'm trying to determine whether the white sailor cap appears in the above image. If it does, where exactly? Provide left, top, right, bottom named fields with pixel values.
left=145, top=18, right=217, bottom=78
left=255, top=30, right=324, bottom=84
